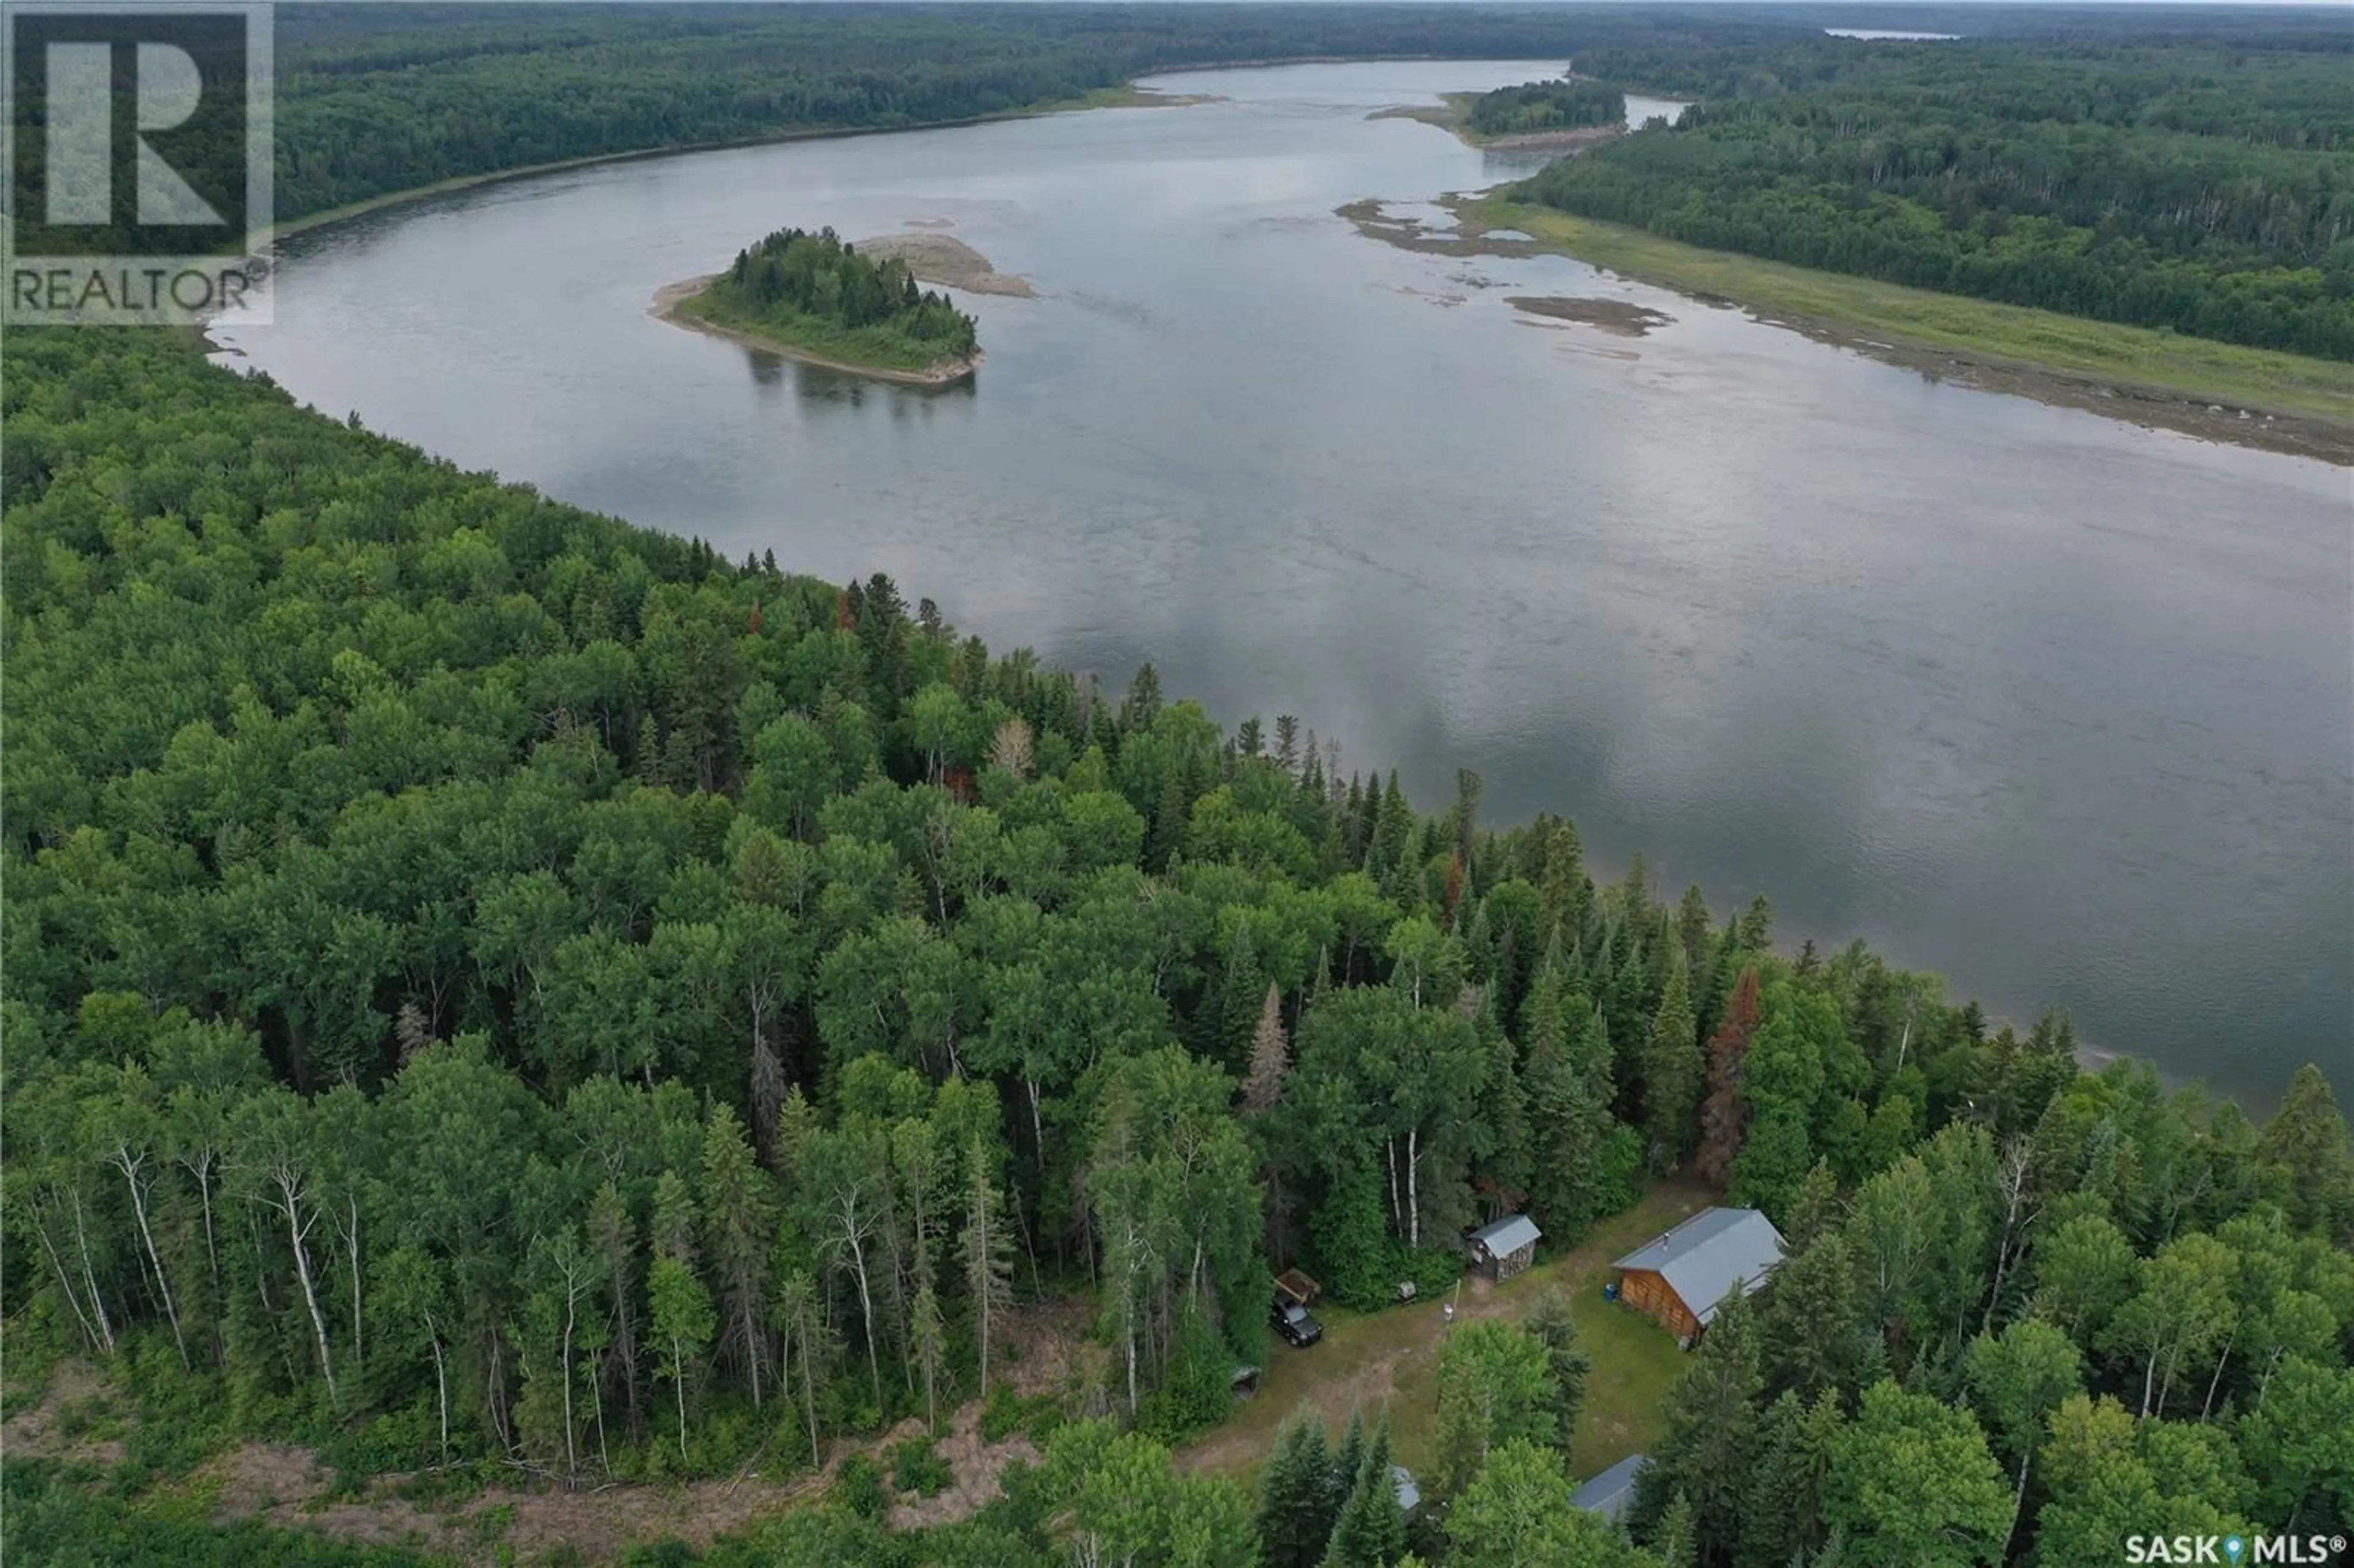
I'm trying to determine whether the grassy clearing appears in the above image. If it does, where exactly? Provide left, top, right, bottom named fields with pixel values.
left=1181, top=1181, right=1707, bottom=1486
left=1468, top=197, right=2354, bottom=424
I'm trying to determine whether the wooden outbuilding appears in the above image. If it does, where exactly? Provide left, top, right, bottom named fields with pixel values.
left=1465, top=1214, right=1542, bottom=1282
left=1569, top=1453, right=1647, bottom=1524
left=1611, top=1206, right=1785, bottom=1348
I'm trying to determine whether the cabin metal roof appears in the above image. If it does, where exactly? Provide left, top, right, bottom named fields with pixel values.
left=1612, top=1206, right=1785, bottom=1324
left=1569, top=1453, right=1647, bottom=1521
left=1466, top=1213, right=1542, bottom=1257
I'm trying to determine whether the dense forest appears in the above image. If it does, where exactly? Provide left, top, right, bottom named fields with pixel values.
left=1463, top=81, right=1628, bottom=139
left=270, top=6, right=1802, bottom=224
left=1517, top=33, right=2354, bottom=360
left=690, top=228, right=980, bottom=372
left=6, top=322, right=2352, bottom=1564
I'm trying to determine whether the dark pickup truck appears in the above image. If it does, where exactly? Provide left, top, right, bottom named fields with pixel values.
left=1271, top=1296, right=1324, bottom=1347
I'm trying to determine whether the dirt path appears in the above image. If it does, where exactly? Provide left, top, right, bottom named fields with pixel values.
left=1176, top=1182, right=1710, bottom=1482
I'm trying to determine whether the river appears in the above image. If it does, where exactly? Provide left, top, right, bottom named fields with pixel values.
left=210, top=61, right=2353, bottom=1111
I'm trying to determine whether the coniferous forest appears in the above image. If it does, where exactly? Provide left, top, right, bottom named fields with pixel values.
left=691, top=229, right=980, bottom=372
left=6, top=318, right=2351, bottom=1566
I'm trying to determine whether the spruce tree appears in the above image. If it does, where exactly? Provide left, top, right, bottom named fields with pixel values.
left=1780, top=1160, right=1843, bottom=1252
left=1148, top=763, right=1191, bottom=872
left=1242, top=981, right=1291, bottom=1115
left=1121, top=660, right=1163, bottom=733
left=1259, top=1407, right=1338, bottom=1568
left=1642, top=949, right=1702, bottom=1170
left=1370, top=772, right=1413, bottom=880
left=1758, top=1230, right=1864, bottom=1402
left=1523, top=1287, right=1591, bottom=1458
left=1653, top=1490, right=1700, bottom=1568
left=1323, top=1417, right=1407, bottom=1568
left=1331, top=1408, right=1368, bottom=1518
left=1736, top=1389, right=1842, bottom=1568
left=1629, top=1286, right=1764, bottom=1561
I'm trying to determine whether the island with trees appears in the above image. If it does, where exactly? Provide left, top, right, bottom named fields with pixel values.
left=1462, top=79, right=1628, bottom=143
left=661, top=226, right=984, bottom=383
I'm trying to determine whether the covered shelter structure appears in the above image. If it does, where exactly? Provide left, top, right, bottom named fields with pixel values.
left=1465, top=1214, right=1542, bottom=1282
left=1570, top=1453, right=1645, bottom=1523
left=1611, top=1206, right=1785, bottom=1347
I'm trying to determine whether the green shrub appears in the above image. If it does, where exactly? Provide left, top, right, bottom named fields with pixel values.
left=888, top=1436, right=952, bottom=1498
left=834, top=1453, right=890, bottom=1520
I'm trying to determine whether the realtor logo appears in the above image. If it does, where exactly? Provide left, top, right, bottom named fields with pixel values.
left=4, top=2, right=273, bottom=324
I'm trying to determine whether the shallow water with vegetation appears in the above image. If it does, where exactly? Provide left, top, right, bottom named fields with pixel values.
left=212, top=60, right=2352, bottom=1108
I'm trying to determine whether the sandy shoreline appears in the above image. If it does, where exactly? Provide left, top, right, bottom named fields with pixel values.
left=855, top=233, right=1037, bottom=298
left=650, top=275, right=980, bottom=386
left=1342, top=197, right=2354, bottom=465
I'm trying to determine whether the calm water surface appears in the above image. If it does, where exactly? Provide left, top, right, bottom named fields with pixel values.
left=214, top=63, right=2354, bottom=1109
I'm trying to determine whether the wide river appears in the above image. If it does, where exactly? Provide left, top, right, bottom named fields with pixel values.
left=213, top=61, right=2352, bottom=1111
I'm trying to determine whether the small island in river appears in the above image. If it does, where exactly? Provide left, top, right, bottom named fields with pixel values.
left=657, top=224, right=981, bottom=384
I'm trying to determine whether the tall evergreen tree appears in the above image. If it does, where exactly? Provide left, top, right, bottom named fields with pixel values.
left=1642, top=949, right=1702, bottom=1169
left=1242, top=981, right=1291, bottom=1116
left=1523, top=1287, right=1591, bottom=1460
left=1631, top=1286, right=1764, bottom=1561
left=1736, top=1389, right=1843, bottom=1568
left=1322, top=1416, right=1407, bottom=1568
left=1758, top=1229, right=1865, bottom=1403
left=1259, top=1407, right=1339, bottom=1568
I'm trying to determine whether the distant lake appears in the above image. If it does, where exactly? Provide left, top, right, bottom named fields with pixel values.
left=1826, top=29, right=1962, bottom=40
left=213, top=61, right=2352, bottom=1113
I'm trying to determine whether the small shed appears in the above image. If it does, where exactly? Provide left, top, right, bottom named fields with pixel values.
left=1466, top=1214, right=1542, bottom=1282
left=1611, top=1206, right=1785, bottom=1347
left=1390, top=1464, right=1422, bottom=1517
left=1570, top=1453, right=1646, bottom=1523
left=1231, top=1364, right=1262, bottom=1399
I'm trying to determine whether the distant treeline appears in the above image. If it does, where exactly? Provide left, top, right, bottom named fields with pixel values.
left=707, top=227, right=980, bottom=366
left=1516, top=35, right=2354, bottom=360
left=272, top=5, right=1802, bottom=224
left=1465, top=80, right=1628, bottom=139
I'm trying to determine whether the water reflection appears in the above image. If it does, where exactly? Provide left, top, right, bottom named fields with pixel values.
left=213, top=60, right=2353, bottom=1110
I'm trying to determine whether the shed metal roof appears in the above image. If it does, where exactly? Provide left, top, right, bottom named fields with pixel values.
left=1569, top=1453, right=1646, bottom=1521
left=1391, top=1464, right=1420, bottom=1514
left=1612, top=1206, right=1785, bottom=1325
left=1467, top=1214, right=1542, bottom=1257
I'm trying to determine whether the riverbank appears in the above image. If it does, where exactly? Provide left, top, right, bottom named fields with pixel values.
left=1345, top=194, right=2354, bottom=464
left=269, top=84, right=1214, bottom=248
left=652, top=276, right=980, bottom=385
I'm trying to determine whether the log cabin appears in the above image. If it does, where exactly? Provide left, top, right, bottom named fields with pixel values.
left=1610, top=1206, right=1785, bottom=1348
